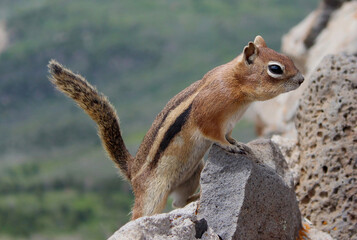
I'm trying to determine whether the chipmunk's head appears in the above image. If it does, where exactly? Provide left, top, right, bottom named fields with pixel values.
left=236, top=35, right=304, bottom=101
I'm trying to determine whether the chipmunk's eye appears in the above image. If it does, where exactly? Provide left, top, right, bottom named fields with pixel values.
left=268, top=64, right=283, bottom=75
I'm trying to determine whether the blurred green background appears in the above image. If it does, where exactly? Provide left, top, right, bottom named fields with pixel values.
left=0, top=0, right=317, bottom=239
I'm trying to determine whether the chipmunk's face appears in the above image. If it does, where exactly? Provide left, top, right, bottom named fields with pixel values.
left=237, top=36, right=304, bottom=101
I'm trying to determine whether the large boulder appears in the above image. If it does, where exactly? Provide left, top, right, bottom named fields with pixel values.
left=198, top=140, right=302, bottom=240
left=293, top=53, right=357, bottom=239
left=274, top=53, right=356, bottom=239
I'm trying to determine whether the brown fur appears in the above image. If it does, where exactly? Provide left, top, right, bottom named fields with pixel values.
left=48, top=35, right=304, bottom=220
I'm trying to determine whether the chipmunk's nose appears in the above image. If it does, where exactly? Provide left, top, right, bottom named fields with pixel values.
left=294, top=72, right=304, bottom=85
left=298, top=75, right=304, bottom=85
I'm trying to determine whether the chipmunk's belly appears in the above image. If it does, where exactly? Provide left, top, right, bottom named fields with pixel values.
left=225, top=104, right=250, bottom=134
left=156, top=129, right=211, bottom=188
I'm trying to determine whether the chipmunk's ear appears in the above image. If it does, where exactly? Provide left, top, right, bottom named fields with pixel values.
left=243, top=41, right=258, bottom=65
left=254, top=35, right=267, bottom=47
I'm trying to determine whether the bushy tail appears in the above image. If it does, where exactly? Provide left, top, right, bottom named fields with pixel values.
left=48, top=60, right=133, bottom=180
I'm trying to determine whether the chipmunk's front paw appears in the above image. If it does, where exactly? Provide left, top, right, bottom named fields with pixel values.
left=216, top=142, right=252, bottom=155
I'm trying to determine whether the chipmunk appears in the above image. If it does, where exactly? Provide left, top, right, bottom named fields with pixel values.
left=48, top=35, right=304, bottom=220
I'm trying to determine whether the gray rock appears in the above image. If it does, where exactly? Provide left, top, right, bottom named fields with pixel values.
left=294, top=53, right=357, bottom=240
left=247, top=139, right=294, bottom=188
left=198, top=140, right=302, bottom=240
left=108, top=202, right=220, bottom=240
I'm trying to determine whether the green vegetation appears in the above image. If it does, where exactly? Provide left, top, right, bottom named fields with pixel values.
left=0, top=0, right=317, bottom=239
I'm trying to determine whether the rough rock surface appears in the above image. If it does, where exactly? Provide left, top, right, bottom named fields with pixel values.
left=252, top=0, right=357, bottom=138
left=293, top=53, right=357, bottom=239
left=108, top=202, right=220, bottom=240
left=198, top=140, right=301, bottom=240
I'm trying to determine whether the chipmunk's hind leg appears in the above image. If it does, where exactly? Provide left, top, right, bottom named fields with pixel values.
left=131, top=178, right=170, bottom=219
left=171, top=160, right=204, bottom=208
